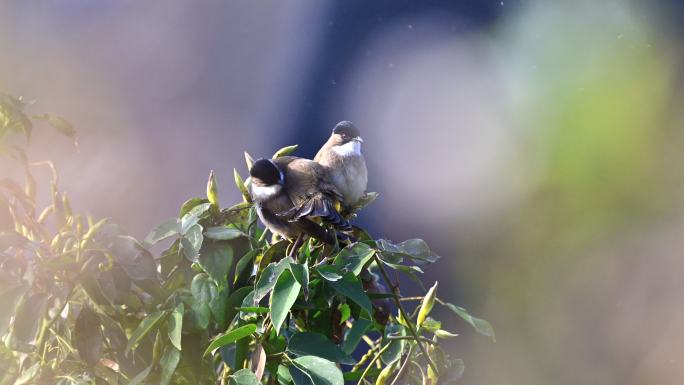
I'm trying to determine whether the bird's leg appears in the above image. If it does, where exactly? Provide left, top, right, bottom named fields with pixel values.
left=288, top=233, right=304, bottom=260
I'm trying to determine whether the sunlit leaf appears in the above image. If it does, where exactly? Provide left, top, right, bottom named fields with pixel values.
left=144, top=218, right=180, bottom=246
left=168, top=303, right=184, bottom=351
left=270, top=269, right=301, bottom=334
left=181, top=223, right=203, bottom=261
left=443, top=302, right=495, bottom=341
left=203, top=323, right=257, bottom=357
left=253, top=257, right=290, bottom=303
left=125, top=310, right=167, bottom=353
left=333, top=243, right=375, bottom=276
left=272, top=144, right=298, bottom=158
left=204, top=226, right=246, bottom=240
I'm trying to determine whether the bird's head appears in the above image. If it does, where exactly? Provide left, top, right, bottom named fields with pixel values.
left=331, top=121, right=363, bottom=147
left=249, top=158, right=284, bottom=187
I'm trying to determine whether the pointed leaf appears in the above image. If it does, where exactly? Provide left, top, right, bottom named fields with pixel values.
left=168, top=303, right=184, bottom=350
left=342, top=318, right=371, bottom=355
left=290, top=356, right=344, bottom=385
left=203, top=323, right=257, bottom=357
left=443, top=302, right=495, bottom=341
left=159, top=346, right=181, bottom=385
left=204, top=226, right=246, bottom=240
left=288, top=332, right=355, bottom=364
left=253, top=258, right=290, bottom=303
left=333, top=243, right=375, bottom=275
left=181, top=223, right=203, bottom=261
left=270, top=269, right=301, bottom=334
left=327, top=272, right=373, bottom=316
left=144, top=218, right=180, bottom=246
left=229, top=368, right=260, bottom=385
left=126, top=310, right=167, bottom=352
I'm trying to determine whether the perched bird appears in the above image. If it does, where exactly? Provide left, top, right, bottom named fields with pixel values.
left=249, top=156, right=350, bottom=245
left=314, top=121, right=367, bottom=211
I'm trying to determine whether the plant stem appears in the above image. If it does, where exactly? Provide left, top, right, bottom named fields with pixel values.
left=373, top=254, right=439, bottom=376
left=356, top=342, right=391, bottom=385
left=390, top=344, right=415, bottom=385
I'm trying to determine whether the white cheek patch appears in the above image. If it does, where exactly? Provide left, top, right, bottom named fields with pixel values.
left=333, top=141, right=361, bottom=158
left=251, top=184, right=282, bottom=200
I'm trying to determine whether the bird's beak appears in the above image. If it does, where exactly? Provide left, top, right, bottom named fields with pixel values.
left=353, top=136, right=364, bottom=143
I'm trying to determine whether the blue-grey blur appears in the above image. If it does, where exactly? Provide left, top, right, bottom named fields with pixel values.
left=2, top=1, right=684, bottom=384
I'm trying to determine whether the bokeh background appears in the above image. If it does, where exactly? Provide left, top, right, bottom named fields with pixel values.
left=2, top=1, right=684, bottom=384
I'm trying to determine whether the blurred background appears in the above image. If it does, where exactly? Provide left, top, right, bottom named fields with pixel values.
left=2, top=0, right=684, bottom=384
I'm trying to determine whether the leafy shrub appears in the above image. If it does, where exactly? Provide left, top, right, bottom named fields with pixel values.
left=0, top=93, right=493, bottom=385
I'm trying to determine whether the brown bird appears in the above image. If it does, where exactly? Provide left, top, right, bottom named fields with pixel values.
left=314, top=121, right=367, bottom=212
left=249, top=156, right=350, bottom=245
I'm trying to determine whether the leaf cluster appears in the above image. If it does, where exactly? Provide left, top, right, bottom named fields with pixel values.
left=0, top=94, right=493, bottom=385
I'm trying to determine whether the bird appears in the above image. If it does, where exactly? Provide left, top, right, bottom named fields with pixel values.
left=314, top=121, right=367, bottom=212
left=249, top=156, right=350, bottom=246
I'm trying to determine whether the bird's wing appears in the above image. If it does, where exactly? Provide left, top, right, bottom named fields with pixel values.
left=278, top=158, right=350, bottom=230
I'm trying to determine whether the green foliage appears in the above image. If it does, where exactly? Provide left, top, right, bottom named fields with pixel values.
left=0, top=93, right=492, bottom=385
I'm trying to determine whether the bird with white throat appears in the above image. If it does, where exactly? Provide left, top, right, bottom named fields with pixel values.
left=314, top=121, right=368, bottom=212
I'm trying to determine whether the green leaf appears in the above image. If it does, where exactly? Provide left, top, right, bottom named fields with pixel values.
left=74, top=306, right=103, bottom=366
left=229, top=368, right=260, bottom=385
left=443, top=302, right=496, bottom=341
left=14, top=362, right=40, bottom=385
left=272, top=144, right=298, bottom=158
left=270, top=269, right=301, bottom=334
left=376, top=238, right=440, bottom=263
left=199, top=241, right=233, bottom=285
left=180, top=202, right=211, bottom=234
left=126, top=310, right=167, bottom=352
left=289, top=262, right=309, bottom=295
left=421, top=317, right=441, bottom=333
left=168, top=303, right=184, bottom=351
left=253, top=258, right=290, bottom=303
left=342, top=318, right=371, bottom=355
left=277, top=364, right=292, bottom=385
left=128, top=365, right=152, bottom=385
left=226, top=287, right=253, bottom=324
left=144, top=218, right=180, bottom=246
left=381, top=323, right=405, bottom=365
left=290, top=356, right=344, bottom=385
left=12, top=292, right=49, bottom=346
left=327, top=272, right=373, bottom=316
left=205, top=226, right=246, bottom=240
left=235, top=306, right=270, bottom=314
left=0, top=282, right=26, bottom=335
left=179, top=197, right=209, bottom=218
left=203, top=323, right=257, bottom=357
left=316, top=265, right=343, bottom=281
left=159, top=346, right=181, bottom=385
left=333, top=243, right=375, bottom=275
left=288, top=332, right=355, bottom=365
left=181, top=223, right=203, bottom=261
left=210, top=287, right=230, bottom=330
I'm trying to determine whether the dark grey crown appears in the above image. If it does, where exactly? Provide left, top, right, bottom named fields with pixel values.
left=249, top=159, right=281, bottom=186
left=332, top=121, right=360, bottom=139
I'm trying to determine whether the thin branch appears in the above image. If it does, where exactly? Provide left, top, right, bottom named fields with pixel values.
left=373, top=254, right=439, bottom=376
left=356, top=342, right=391, bottom=385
